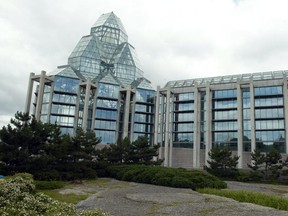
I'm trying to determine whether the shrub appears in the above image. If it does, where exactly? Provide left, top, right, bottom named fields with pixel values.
left=0, top=176, right=109, bottom=216
left=205, top=146, right=240, bottom=179
left=6, top=172, right=33, bottom=180
left=33, top=170, right=61, bottom=181
left=35, top=180, right=66, bottom=190
left=106, top=165, right=226, bottom=189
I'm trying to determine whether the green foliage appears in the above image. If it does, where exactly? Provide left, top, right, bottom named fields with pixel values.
left=0, top=112, right=100, bottom=181
left=97, top=136, right=163, bottom=165
left=205, top=146, right=240, bottom=178
left=197, top=188, right=288, bottom=211
left=107, top=164, right=227, bottom=190
left=0, top=176, right=109, bottom=216
left=248, top=148, right=284, bottom=181
left=39, top=190, right=89, bottom=204
left=35, top=181, right=66, bottom=190
left=248, top=149, right=266, bottom=181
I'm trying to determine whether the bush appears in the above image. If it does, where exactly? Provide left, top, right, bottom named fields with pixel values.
left=0, top=176, right=109, bottom=216
left=107, top=165, right=226, bottom=189
left=33, top=170, right=61, bottom=181
left=35, top=180, right=66, bottom=190
left=6, top=172, right=33, bottom=180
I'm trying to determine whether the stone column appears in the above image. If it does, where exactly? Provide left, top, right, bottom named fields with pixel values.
left=237, top=83, right=243, bottom=168
left=47, top=81, right=54, bottom=122
left=122, top=86, right=131, bottom=139
left=283, top=78, right=288, bottom=154
left=250, top=81, right=256, bottom=152
left=91, top=85, right=98, bottom=132
left=164, top=89, right=171, bottom=167
left=82, top=79, right=91, bottom=131
left=115, top=91, right=122, bottom=143
left=73, top=83, right=81, bottom=135
left=193, top=86, right=200, bottom=168
left=159, top=94, right=165, bottom=160
left=169, top=94, right=174, bottom=167
left=129, top=93, right=136, bottom=141
left=24, top=72, right=35, bottom=114
left=35, top=71, right=46, bottom=121
left=154, top=86, right=160, bottom=146
left=205, top=85, right=212, bottom=166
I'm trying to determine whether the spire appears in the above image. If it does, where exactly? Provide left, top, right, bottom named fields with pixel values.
left=91, top=12, right=128, bottom=44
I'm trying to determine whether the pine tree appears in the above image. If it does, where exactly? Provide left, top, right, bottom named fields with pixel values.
left=205, top=146, right=239, bottom=178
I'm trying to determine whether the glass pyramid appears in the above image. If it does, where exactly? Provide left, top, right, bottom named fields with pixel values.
left=60, top=12, right=153, bottom=90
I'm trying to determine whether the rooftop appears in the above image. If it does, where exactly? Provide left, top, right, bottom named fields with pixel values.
left=164, top=70, right=288, bottom=88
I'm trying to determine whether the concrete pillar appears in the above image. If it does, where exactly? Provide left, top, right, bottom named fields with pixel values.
left=159, top=94, right=165, bottom=160
left=164, top=89, right=171, bottom=167
left=237, top=83, right=243, bottom=168
left=47, top=81, right=54, bottom=122
left=205, top=85, right=212, bottom=166
left=129, top=93, right=136, bottom=141
left=123, top=87, right=131, bottom=139
left=169, top=94, right=174, bottom=167
left=35, top=71, right=46, bottom=121
left=193, top=86, right=200, bottom=168
left=91, top=85, right=98, bottom=132
left=24, top=72, right=35, bottom=114
left=283, top=78, right=288, bottom=154
left=250, top=81, right=256, bottom=152
left=73, top=83, right=81, bottom=135
left=82, top=79, right=91, bottom=131
left=154, top=86, right=160, bottom=146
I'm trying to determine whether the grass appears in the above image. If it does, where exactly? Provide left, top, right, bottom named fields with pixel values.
left=39, top=189, right=89, bottom=204
left=197, top=188, right=288, bottom=211
left=85, top=178, right=110, bottom=185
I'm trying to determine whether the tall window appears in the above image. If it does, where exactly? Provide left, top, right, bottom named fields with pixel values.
left=212, top=89, right=238, bottom=150
left=242, top=88, right=251, bottom=151
left=173, top=92, right=194, bottom=148
left=254, top=86, right=285, bottom=153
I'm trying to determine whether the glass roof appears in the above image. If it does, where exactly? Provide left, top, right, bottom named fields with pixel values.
left=91, top=12, right=128, bottom=45
left=164, top=70, right=288, bottom=88
left=53, top=12, right=153, bottom=89
left=131, top=77, right=154, bottom=90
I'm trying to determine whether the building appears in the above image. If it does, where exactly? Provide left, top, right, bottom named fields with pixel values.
left=25, top=12, right=288, bottom=168
left=155, top=72, right=288, bottom=168
left=24, top=12, right=155, bottom=144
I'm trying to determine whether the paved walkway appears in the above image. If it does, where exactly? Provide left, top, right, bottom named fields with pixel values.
left=61, top=179, right=288, bottom=216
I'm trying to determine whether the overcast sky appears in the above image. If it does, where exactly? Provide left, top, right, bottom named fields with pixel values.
left=1, top=0, right=288, bottom=127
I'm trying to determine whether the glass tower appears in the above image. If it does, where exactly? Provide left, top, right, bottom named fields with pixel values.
left=25, top=12, right=155, bottom=144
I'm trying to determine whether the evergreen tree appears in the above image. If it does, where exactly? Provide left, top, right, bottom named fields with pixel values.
left=263, top=148, right=282, bottom=180
left=129, top=136, right=162, bottom=165
left=205, top=146, right=239, bottom=178
left=248, top=149, right=266, bottom=180
left=97, top=136, right=162, bottom=165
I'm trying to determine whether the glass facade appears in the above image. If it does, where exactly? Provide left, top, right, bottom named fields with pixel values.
left=27, top=12, right=288, bottom=168
left=254, top=86, right=285, bottom=153
left=30, top=12, right=155, bottom=144
left=173, top=92, right=194, bottom=148
left=133, top=89, right=155, bottom=142
left=242, top=88, right=251, bottom=151
left=212, top=89, right=238, bottom=150
left=157, top=70, right=288, bottom=168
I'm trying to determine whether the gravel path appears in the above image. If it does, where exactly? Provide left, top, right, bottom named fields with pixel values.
left=61, top=179, right=288, bottom=216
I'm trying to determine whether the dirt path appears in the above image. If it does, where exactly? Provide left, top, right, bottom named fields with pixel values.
left=59, top=179, right=288, bottom=216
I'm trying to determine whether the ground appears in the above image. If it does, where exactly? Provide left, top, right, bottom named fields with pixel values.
left=59, top=179, right=288, bottom=216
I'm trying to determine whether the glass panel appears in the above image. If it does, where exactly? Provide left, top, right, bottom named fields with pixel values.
left=54, top=76, right=79, bottom=93
left=98, top=83, right=119, bottom=98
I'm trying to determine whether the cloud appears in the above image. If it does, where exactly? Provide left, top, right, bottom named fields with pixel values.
left=1, top=0, right=288, bottom=126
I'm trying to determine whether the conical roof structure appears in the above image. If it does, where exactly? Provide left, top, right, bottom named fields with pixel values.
left=57, top=12, right=153, bottom=90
